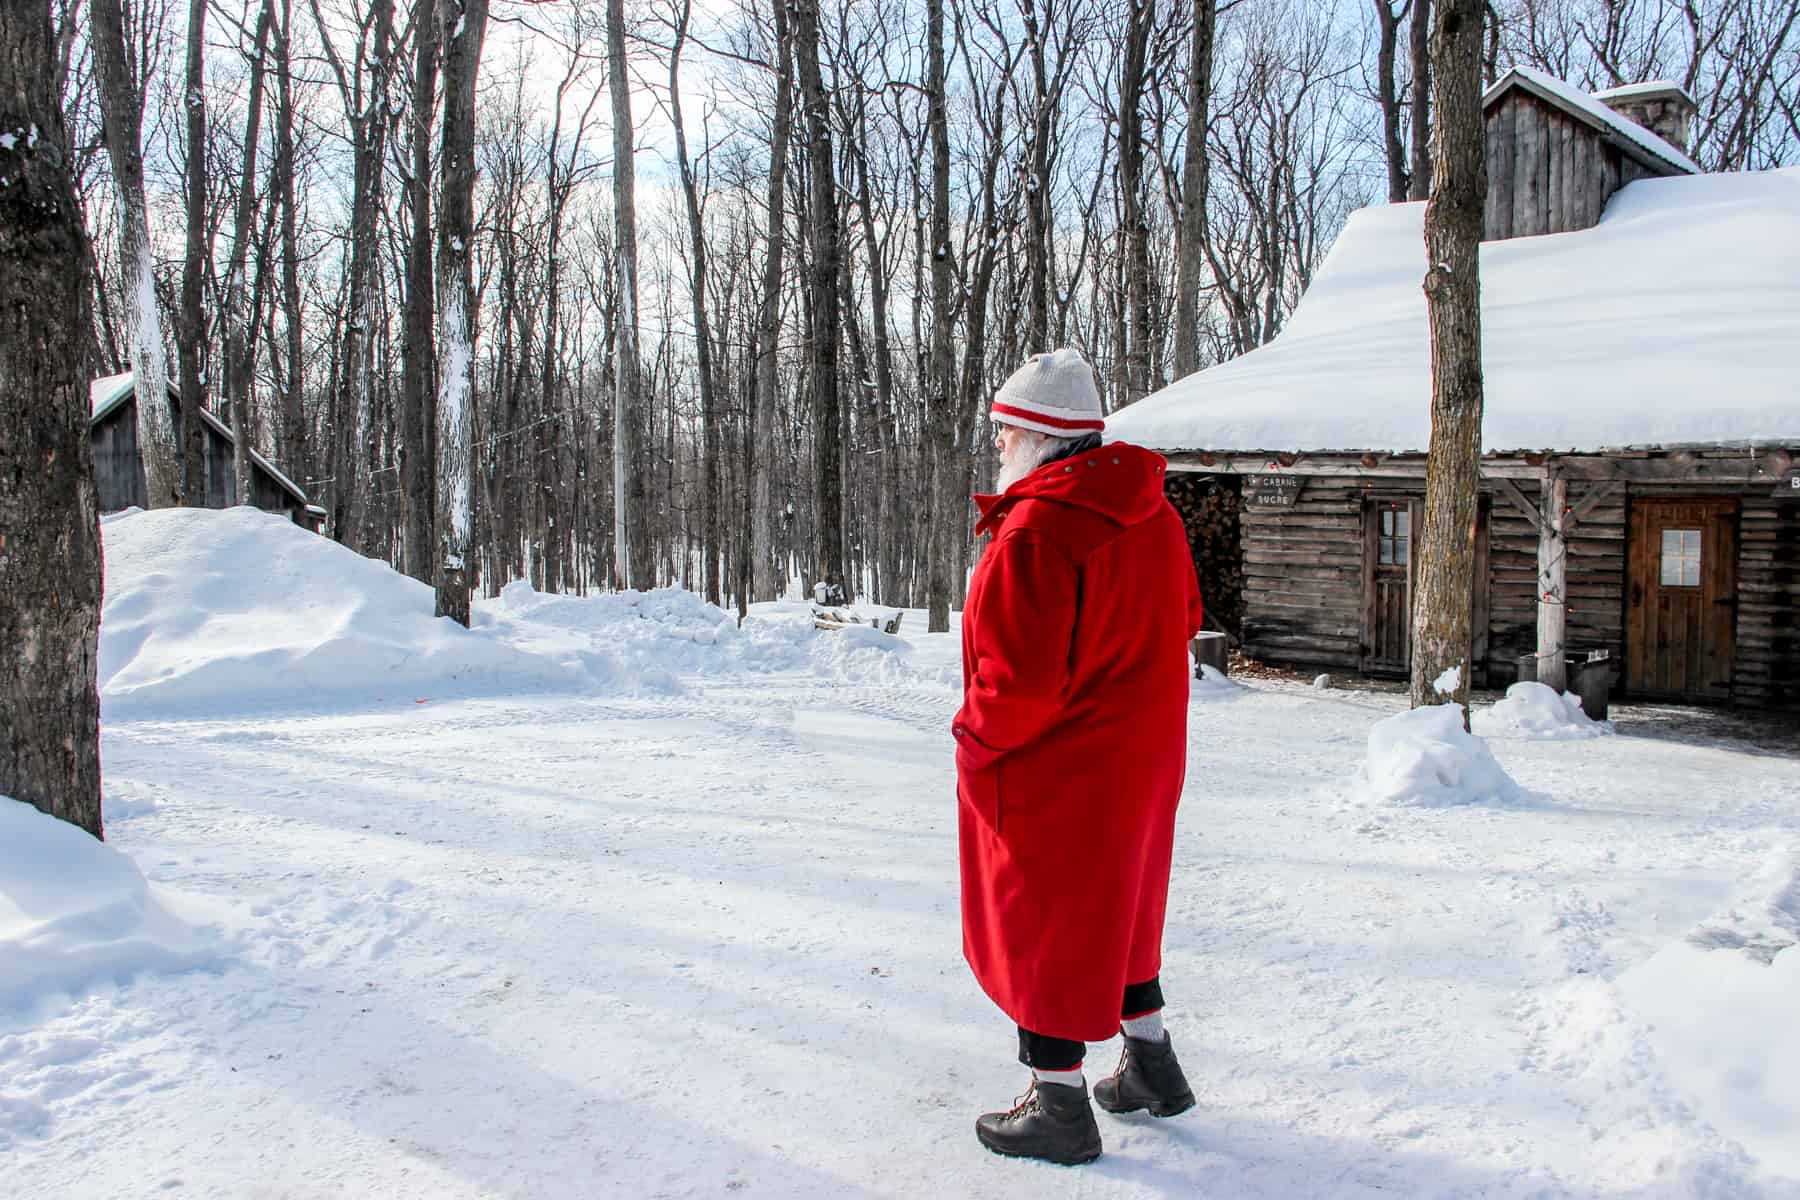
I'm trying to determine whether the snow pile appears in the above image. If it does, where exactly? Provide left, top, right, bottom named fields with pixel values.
left=1193, top=664, right=1245, bottom=700
left=0, top=798, right=218, bottom=1010
left=1617, top=850, right=1800, bottom=1177
left=1360, top=703, right=1523, bottom=807
left=1109, top=168, right=1800, bottom=453
left=1477, top=681, right=1612, bottom=740
left=101, top=507, right=571, bottom=715
left=480, top=581, right=801, bottom=691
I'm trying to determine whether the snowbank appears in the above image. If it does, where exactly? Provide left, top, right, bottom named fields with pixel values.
left=1477, top=681, right=1612, bottom=740
left=0, top=799, right=219, bottom=1010
left=1617, top=850, right=1800, bottom=1177
left=1361, top=703, right=1523, bottom=807
left=100, top=507, right=573, bottom=715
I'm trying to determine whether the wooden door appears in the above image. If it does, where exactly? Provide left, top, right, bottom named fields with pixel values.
left=1626, top=498, right=1738, bottom=701
left=1363, top=499, right=1415, bottom=674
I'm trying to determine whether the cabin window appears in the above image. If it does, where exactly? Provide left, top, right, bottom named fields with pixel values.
left=1659, top=528, right=1702, bottom=587
left=1378, top=506, right=1410, bottom=566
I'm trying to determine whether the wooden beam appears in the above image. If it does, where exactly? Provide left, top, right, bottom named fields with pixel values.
left=1164, top=455, right=1549, bottom=480
left=1536, top=476, right=1569, bottom=691
left=1495, top=477, right=1549, bottom=534
left=1565, top=480, right=1625, bottom=526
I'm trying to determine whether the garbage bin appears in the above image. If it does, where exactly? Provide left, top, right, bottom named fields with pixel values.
left=1191, top=631, right=1229, bottom=678
left=1568, top=650, right=1613, bottom=720
left=1516, top=649, right=1613, bottom=719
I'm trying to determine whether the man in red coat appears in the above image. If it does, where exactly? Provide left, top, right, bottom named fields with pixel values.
left=953, top=348, right=1205, bottom=1165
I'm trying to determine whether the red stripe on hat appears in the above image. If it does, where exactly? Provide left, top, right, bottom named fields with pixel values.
left=990, top=402, right=1104, bottom=432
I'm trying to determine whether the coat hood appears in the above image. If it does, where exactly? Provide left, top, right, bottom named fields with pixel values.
left=974, top=441, right=1171, bottom=536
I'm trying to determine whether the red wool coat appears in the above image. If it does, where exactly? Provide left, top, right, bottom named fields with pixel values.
left=953, top=441, right=1204, bottom=1042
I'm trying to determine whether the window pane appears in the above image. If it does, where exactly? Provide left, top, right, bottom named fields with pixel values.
left=1382, top=511, right=1394, bottom=537
left=1683, top=530, right=1702, bottom=558
left=1682, top=557, right=1702, bottom=587
left=1660, top=557, right=1681, bottom=586
left=1397, top=510, right=1411, bottom=538
left=1662, top=529, right=1682, bottom=556
left=1659, top=528, right=1702, bottom=588
left=1396, top=540, right=1409, bottom=566
left=1379, top=540, right=1393, bottom=565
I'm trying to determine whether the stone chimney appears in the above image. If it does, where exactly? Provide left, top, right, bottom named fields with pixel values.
left=1592, top=81, right=1698, bottom=157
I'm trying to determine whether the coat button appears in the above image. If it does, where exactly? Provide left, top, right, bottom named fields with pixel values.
left=1063, top=466, right=1073, bottom=473
left=1112, top=457, right=1120, bottom=464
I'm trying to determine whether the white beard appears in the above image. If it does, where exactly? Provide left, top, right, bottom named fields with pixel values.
left=996, top=431, right=1051, bottom=492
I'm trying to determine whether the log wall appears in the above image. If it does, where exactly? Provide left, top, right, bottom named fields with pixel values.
left=1240, top=478, right=1381, bottom=671
left=1484, top=90, right=1672, bottom=242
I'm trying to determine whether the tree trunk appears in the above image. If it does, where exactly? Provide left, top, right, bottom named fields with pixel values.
left=177, top=0, right=208, bottom=504
left=793, top=0, right=847, bottom=604
left=434, top=0, right=487, bottom=626
left=223, top=0, right=272, bottom=511
left=924, top=0, right=954, bottom=631
left=669, top=1, right=721, bottom=606
left=0, top=0, right=105, bottom=837
left=608, top=0, right=650, bottom=588
left=1118, top=0, right=1154, bottom=404
left=1375, top=0, right=1410, bottom=202
left=400, top=0, right=438, bottom=582
left=1409, top=0, right=1433, bottom=201
left=274, top=0, right=305, bottom=507
left=750, top=1, right=793, bottom=602
left=91, top=0, right=179, bottom=507
left=1409, top=0, right=1486, bottom=718
left=1173, top=0, right=1218, bottom=377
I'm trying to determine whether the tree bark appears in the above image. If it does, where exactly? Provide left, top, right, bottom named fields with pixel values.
left=91, top=0, right=179, bottom=507
left=434, top=0, right=487, bottom=626
left=1173, top=0, right=1218, bottom=377
left=223, top=0, right=273, bottom=511
left=1375, top=0, right=1410, bottom=202
left=400, top=0, right=438, bottom=582
left=793, top=0, right=847, bottom=603
left=1409, top=0, right=1433, bottom=201
left=1409, top=0, right=1486, bottom=718
left=273, top=0, right=305, bottom=506
left=177, top=0, right=208, bottom=503
left=1118, top=0, right=1155, bottom=404
left=924, top=0, right=954, bottom=631
left=669, top=0, right=721, bottom=606
left=608, top=0, right=650, bottom=588
left=0, top=0, right=105, bottom=837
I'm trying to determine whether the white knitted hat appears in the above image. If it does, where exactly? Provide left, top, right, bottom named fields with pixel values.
left=990, top=348, right=1103, bottom=437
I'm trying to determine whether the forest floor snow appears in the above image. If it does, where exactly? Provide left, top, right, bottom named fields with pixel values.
left=4, top=507, right=1799, bottom=1198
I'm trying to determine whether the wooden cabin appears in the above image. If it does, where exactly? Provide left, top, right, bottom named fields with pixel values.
left=1111, top=72, right=1799, bottom=711
left=90, top=373, right=324, bottom=531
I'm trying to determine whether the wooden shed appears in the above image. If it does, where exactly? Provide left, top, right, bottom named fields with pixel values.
left=90, top=373, right=324, bottom=531
left=1110, top=75, right=1799, bottom=711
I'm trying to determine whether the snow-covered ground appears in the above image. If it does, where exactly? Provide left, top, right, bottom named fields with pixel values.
left=5, top=508, right=1799, bottom=1198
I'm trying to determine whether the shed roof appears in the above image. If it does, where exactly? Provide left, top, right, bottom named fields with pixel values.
left=1486, top=66, right=1701, bottom=175
left=1106, top=167, right=1800, bottom=456
left=89, top=373, right=313, bottom=508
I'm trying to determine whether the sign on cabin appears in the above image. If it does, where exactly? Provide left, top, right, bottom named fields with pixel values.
left=1776, top=468, right=1800, bottom=500
left=1243, top=473, right=1304, bottom=507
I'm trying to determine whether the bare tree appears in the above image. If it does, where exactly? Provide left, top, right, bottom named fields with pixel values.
left=1374, top=0, right=1411, bottom=201
left=609, top=0, right=651, bottom=587
left=1408, top=0, right=1432, bottom=199
left=1173, top=0, right=1219, bottom=375
left=400, top=0, right=439, bottom=582
left=434, top=0, right=488, bottom=625
left=1410, top=0, right=1486, bottom=716
left=91, top=0, right=180, bottom=507
left=176, top=0, right=208, bottom=502
left=0, top=0, right=105, bottom=837
left=222, top=0, right=273, bottom=509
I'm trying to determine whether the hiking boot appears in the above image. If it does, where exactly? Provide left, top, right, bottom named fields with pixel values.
left=975, top=1079, right=1103, bottom=1165
left=1093, top=1032, right=1196, bottom=1117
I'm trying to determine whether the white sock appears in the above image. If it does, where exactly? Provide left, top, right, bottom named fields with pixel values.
left=1121, top=1010, right=1165, bottom=1042
left=1032, top=1065, right=1085, bottom=1089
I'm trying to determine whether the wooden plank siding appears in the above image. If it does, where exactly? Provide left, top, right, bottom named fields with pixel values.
left=1240, top=482, right=1367, bottom=669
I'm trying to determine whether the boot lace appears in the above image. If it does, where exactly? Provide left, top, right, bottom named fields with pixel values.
left=1002, top=1080, right=1042, bottom=1122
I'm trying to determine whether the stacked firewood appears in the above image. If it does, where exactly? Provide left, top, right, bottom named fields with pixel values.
left=1163, top=472, right=1244, bottom=640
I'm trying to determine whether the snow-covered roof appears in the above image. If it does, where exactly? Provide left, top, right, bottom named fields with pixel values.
left=1486, top=65, right=1700, bottom=175
left=88, top=372, right=312, bottom=507
left=1108, top=168, right=1800, bottom=456
left=1591, top=79, right=1695, bottom=106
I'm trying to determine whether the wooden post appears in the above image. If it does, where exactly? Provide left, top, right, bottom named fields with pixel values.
left=1536, top=475, right=1568, bottom=691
